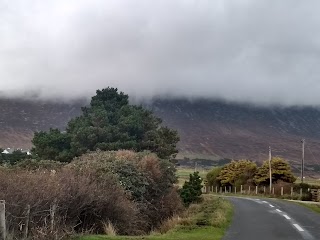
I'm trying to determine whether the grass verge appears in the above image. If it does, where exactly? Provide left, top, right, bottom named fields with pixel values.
left=296, top=202, right=320, bottom=214
left=74, top=195, right=233, bottom=240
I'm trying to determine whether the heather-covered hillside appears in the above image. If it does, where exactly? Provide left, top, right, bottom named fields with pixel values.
left=1, top=98, right=320, bottom=170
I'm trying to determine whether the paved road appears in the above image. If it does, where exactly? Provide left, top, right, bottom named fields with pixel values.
left=223, top=197, right=320, bottom=240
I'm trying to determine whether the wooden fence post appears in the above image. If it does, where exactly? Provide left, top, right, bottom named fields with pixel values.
left=215, top=186, right=218, bottom=194
left=300, top=188, right=303, bottom=198
left=263, top=186, right=266, bottom=194
left=241, top=185, right=243, bottom=194
left=224, top=186, right=227, bottom=194
left=50, top=199, right=57, bottom=233
left=291, top=187, right=293, bottom=197
left=255, top=186, right=258, bottom=195
left=0, top=200, right=6, bottom=240
left=24, top=204, right=30, bottom=239
left=220, top=187, right=222, bottom=194
left=235, top=186, right=237, bottom=194
left=248, top=186, right=251, bottom=194
left=272, top=187, right=275, bottom=195
left=281, top=187, right=284, bottom=196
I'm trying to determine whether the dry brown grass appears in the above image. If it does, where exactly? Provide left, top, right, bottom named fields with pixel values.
left=102, top=221, right=117, bottom=236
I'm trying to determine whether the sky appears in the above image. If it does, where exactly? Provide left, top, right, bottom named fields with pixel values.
left=1, top=0, right=320, bottom=106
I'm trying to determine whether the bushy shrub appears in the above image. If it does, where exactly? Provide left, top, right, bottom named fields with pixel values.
left=0, top=150, right=183, bottom=239
left=69, top=150, right=183, bottom=232
left=206, top=167, right=223, bottom=188
left=180, top=172, right=203, bottom=206
left=0, top=167, right=139, bottom=239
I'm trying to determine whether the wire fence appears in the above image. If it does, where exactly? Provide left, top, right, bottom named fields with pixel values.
left=202, top=184, right=320, bottom=202
left=0, top=199, right=65, bottom=240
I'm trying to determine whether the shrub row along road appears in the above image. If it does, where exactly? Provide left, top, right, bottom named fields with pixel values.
left=223, top=197, right=320, bottom=240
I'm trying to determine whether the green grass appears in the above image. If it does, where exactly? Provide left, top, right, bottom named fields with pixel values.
left=295, top=177, right=320, bottom=186
left=176, top=168, right=208, bottom=186
left=74, top=196, right=233, bottom=240
left=297, top=202, right=320, bottom=214
left=77, top=227, right=225, bottom=240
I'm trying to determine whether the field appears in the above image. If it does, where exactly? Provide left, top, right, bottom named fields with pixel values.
left=75, top=195, right=233, bottom=240
left=176, top=167, right=208, bottom=186
left=295, top=177, right=320, bottom=186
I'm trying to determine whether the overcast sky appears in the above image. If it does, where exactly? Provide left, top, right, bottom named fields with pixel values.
left=1, top=0, right=320, bottom=105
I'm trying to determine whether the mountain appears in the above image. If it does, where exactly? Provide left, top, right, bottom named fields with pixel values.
left=0, top=98, right=84, bottom=149
left=1, top=97, right=320, bottom=171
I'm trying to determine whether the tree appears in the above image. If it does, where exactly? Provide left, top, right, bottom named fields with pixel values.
left=217, top=160, right=257, bottom=187
left=254, top=157, right=296, bottom=185
left=32, top=88, right=180, bottom=161
left=180, top=172, right=203, bottom=206
left=206, top=166, right=223, bottom=188
left=32, top=128, right=73, bottom=162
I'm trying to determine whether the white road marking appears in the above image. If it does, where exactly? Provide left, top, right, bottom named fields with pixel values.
left=276, top=209, right=282, bottom=213
left=262, top=201, right=268, bottom=203
left=269, top=204, right=274, bottom=208
left=283, top=215, right=291, bottom=220
left=293, top=224, right=304, bottom=232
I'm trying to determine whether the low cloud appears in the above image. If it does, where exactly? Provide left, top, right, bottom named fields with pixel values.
left=1, top=0, right=320, bottom=106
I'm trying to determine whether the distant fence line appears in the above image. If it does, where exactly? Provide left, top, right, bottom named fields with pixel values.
left=202, top=185, right=320, bottom=202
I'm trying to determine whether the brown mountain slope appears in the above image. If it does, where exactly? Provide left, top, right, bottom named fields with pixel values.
left=0, top=98, right=84, bottom=149
left=149, top=99, right=320, bottom=168
left=0, top=98, right=320, bottom=169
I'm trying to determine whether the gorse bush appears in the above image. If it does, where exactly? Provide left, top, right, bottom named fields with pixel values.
left=207, top=157, right=296, bottom=188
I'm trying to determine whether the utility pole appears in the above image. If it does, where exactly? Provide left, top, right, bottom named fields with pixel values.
left=301, top=139, right=305, bottom=183
left=269, top=146, right=272, bottom=193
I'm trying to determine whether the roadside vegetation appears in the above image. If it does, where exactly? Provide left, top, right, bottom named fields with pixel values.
left=0, top=88, right=188, bottom=240
left=0, top=87, right=233, bottom=240
left=75, top=195, right=233, bottom=240
left=296, top=202, right=320, bottom=214
left=206, top=158, right=320, bottom=200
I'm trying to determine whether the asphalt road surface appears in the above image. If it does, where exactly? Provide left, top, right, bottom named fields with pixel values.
left=223, top=197, right=320, bottom=240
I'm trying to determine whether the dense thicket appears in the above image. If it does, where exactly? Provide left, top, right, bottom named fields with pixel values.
left=254, top=157, right=296, bottom=185
left=32, top=88, right=179, bottom=162
left=207, top=157, right=296, bottom=187
left=0, top=151, right=183, bottom=239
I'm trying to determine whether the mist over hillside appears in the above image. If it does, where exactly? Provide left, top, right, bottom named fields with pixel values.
left=1, top=97, right=320, bottom=172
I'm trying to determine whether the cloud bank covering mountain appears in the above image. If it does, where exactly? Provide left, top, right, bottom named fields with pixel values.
left=1, top=0, right=320, bottom=106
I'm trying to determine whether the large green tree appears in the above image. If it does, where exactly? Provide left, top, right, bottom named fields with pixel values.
left=206, top=166, right=223, bottom=188
left=217, top=160, right=257, bottom=187
left=254, top=157, right=296, bottom=185
left=32, top=88, right=179, bottom=161
left=32, top=128, right=72, bottom=162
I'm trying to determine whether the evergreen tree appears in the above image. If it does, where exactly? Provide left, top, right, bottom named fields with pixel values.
left=180, top=172, right=203, bottom=206
left=32, top=87, right=179, bottom=161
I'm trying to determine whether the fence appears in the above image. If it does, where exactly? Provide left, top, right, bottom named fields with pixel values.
left=202, top=185, right=320, bottom=201
left=0, top=199, right=60, bottom=240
